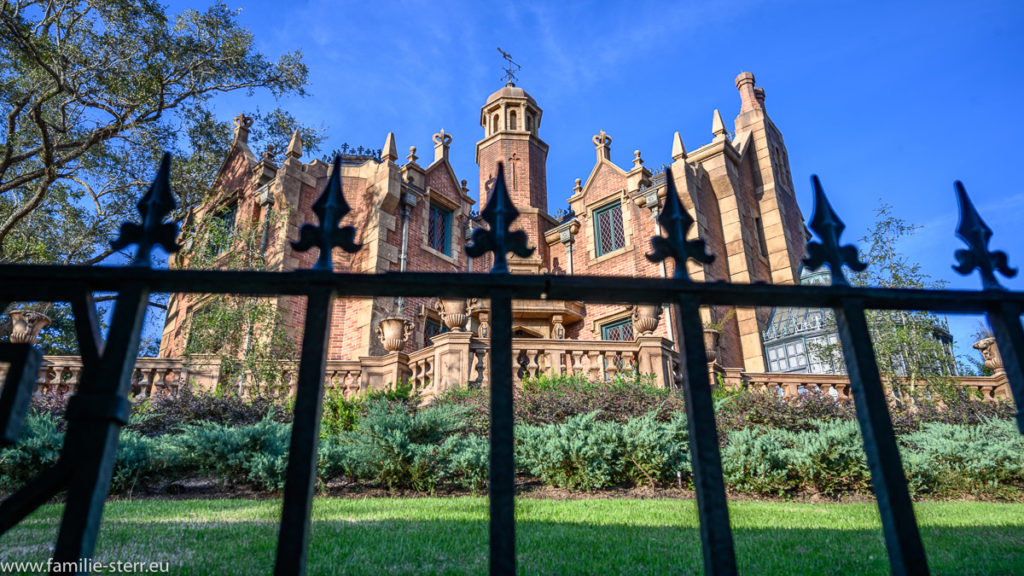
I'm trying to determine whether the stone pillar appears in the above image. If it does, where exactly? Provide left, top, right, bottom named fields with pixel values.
left=637, top=336, right=675, bottom=388
left=360, top=352, right=411, bottom=393
left=183, top=354, right=223, bottom=393
left=429, top=330, right=474, bottom=395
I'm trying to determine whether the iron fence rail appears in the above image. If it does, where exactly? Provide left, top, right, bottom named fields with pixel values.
left=0, top=155, right=1021, bottom=576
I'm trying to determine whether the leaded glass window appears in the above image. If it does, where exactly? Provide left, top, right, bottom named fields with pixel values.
left=594, top=201, right=625, bottom=257
left=428, top=203, right=452, bottom=255
left=601, top=318, right=634, bottom=341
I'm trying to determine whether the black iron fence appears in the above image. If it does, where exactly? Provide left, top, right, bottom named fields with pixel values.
left=1, top=155, right=1022, bottom=576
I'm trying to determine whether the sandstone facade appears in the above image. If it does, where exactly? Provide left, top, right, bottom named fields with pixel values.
left=159, top=72, right=807, bottom=377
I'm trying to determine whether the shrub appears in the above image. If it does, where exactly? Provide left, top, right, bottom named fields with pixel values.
left=900, top=419, right=1024, bottom=494
left=0, top=411, right=64, bottom=491
left=791, top=420, right=869, bottom=496
left=516, top=412, right=623, bottom=491
left=128, top=387, right=291, bottom=437
left=715, top=389, right=855, bottom=434
left=329, top=400, right=472, bottom=491
left=173, top=416, right=291, bottom=491
left=620, top=411, right=689, bottom=487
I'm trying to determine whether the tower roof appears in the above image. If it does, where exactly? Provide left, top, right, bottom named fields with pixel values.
left=485, top=84, right=537, bottom=106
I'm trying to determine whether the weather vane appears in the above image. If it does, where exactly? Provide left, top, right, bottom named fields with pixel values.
left=497, top=47, right=520, bottom=86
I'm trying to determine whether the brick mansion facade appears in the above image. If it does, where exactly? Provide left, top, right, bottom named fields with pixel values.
left=158, top=72, right=809, bottom=387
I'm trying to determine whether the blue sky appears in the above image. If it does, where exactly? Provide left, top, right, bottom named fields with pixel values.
left=167, top=0, right=1024, bottom=360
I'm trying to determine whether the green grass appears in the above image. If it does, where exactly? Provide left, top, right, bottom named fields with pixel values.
left=2, top=498, right=1023, bottom=575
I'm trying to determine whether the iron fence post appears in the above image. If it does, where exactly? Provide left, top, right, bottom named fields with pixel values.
left=986, top=301, right=1024, bottom=433
left=834, top=298, right=929, bottom=576
left=489, top=289, right=516, bottom=576
left=673, top=295, right=736, bottom=576
left=275, top=288, right=334, bottom=576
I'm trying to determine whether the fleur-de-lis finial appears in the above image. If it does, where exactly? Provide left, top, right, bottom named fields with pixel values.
left=803, top=175, right=866, bottom=286
left=465, top=162, right=533, bottom=274
left=953, top=180, right=1016, bottom=290
left=292, top=156, right=362, bottom=270
left=110, top=153, right=180, bottom=267
left=645, top=166, right=714, bottom=280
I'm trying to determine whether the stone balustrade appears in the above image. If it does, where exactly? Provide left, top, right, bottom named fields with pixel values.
left=0, top=341, right=1011, bottom=403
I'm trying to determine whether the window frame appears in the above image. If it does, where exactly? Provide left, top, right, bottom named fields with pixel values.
left=601, top=317, right=634, bottom=341
left=428, top=201, right=453, bottom=256
left=593, top=200, right=625, bottom=257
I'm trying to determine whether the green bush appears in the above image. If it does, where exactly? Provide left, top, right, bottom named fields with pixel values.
left=173, top=416, right=291, bottom=491
left=516, top=412, right=624, bottom=491
left=0, top=412, right=64, bottom=491
left=620, top=411, right=689, bottom=487
left=328, top=400, right=473, bottom=491
left=793, top=420, right=870, bottom=496
left=722, top=427, right=804, bottom=495
left=901, top=419, right=1024, bottom=494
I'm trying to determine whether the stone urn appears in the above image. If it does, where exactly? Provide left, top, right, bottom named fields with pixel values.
left=632, top=304, right=662, bottom=336
left=702, top=328, right=721, bottom=364
left=973, top=337, right=1004, bottom=374
left=377, top=317, right=414, bottom=353
left=437, top=298, right=469, bottom=332
left=8, top=309, right=50, bottom=344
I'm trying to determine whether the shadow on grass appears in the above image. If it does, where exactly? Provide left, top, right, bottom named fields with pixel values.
left=3, top=516, right=1022, bottom=575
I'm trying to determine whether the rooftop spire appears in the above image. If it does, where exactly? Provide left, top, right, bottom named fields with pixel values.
left=712, top=109, right=728, bottom=140
left=593, top=130, right=612, bottom=161
left=433, top=128, right=452, bottom=162
left=672, top=131, right=687, bottom=161
left=285, top=129, right=302, bottom=160
left=382, top=132, right=397, bottom=163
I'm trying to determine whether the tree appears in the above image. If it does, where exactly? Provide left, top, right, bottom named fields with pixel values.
left=809, top=203, right=958, bottom=401
left=0, top=0, right=323, bottom=352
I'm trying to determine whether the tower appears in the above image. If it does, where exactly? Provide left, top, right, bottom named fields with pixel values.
left=475, top=83, right=554, bottom=273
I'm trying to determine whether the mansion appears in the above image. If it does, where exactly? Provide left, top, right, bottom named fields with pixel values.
left=158, top=72, right=811, bottom=388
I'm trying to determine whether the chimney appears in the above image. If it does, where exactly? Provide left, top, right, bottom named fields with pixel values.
left=735, top=72, right=763, bottom=114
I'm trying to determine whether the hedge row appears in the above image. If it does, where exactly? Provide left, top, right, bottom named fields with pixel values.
left=4, top=401, right=1023, bottom=499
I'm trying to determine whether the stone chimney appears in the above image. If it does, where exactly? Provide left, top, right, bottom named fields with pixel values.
left=433, top=129, right=452, bottom=162
left=735, top=72, right=764, bottom=114
left=593, top=130, right=612, bottom=161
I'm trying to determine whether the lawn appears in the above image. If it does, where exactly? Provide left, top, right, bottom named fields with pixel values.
left=1, top=498, right=1022, bottom=575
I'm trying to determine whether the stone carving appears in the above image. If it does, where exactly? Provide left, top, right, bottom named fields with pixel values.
left=632, top=304, right=662, bottom=336
left=973, top=337, right=1004, bottom=374
left=8, top=310, right=51, bottom=344
left=437, top=298, right=469, bottom=332
left=377, top=317, right=414, bottom=353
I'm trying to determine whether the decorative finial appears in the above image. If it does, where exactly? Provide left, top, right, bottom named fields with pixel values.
left=802, top=175, right=867, bottom=286
left=573, top=178, right=582, bottom=195
left=465, top=161, right=534, bottom=274
left=593, top=130, right=612, bottom=161
left=110, top=153, right=181, bottom=267
left=233, top=113, right=254, bottom=144
left=672, top=132, right=687, bottom=161
left=433, top=129, right=452, bottom=162
left=286, top=129, right=303, bottom=159
left=646, top=166, right=714, bottom=280
left=712, top=110, right=728, bottom=139
left=291, top=156, right=362, bottom=270
left=382, top=132, right=397, bottom=163
left=407, top=146, right=418, bottom=165
left=497, top=47, right=521, bottom=86
left=632, top=150, right=644, bottom=169
left=461, top=179, right=469, bottom=193
left=953, top=181, right=1016, bottom=290
left=263, top=144, right=276, bottom=163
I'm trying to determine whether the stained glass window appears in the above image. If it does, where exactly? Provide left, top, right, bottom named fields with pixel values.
left=594, top=201, right=625, bottom=257
left=601, top=318, right=634, bottom=341
left=428, top=203, right=452, bottom=255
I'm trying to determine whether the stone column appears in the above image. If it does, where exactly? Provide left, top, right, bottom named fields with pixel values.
left=429, top=330, right=474, bottom=395
left=637, top=336, right=675, bottom=388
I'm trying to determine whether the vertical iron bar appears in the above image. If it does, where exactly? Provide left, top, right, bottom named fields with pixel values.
left=985, top=300, right=1024, bottom=433
left=71, top=293, right=104, bottom=365
left=834, top=298, right=928, bottom=576
left=53, top=283, right=148, bottom=570
left=673, top=296, right=736, bottom=576
left=489, top=290, right=515, bottom=576
left=275, top=289, right=333, bottom=576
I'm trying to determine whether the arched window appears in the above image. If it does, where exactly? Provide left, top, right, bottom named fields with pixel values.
left=492, top=114, right=498, bottom=134
left=509, top=111, right=517, bottom=131
left=526, top=115, right=533, bottom=131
